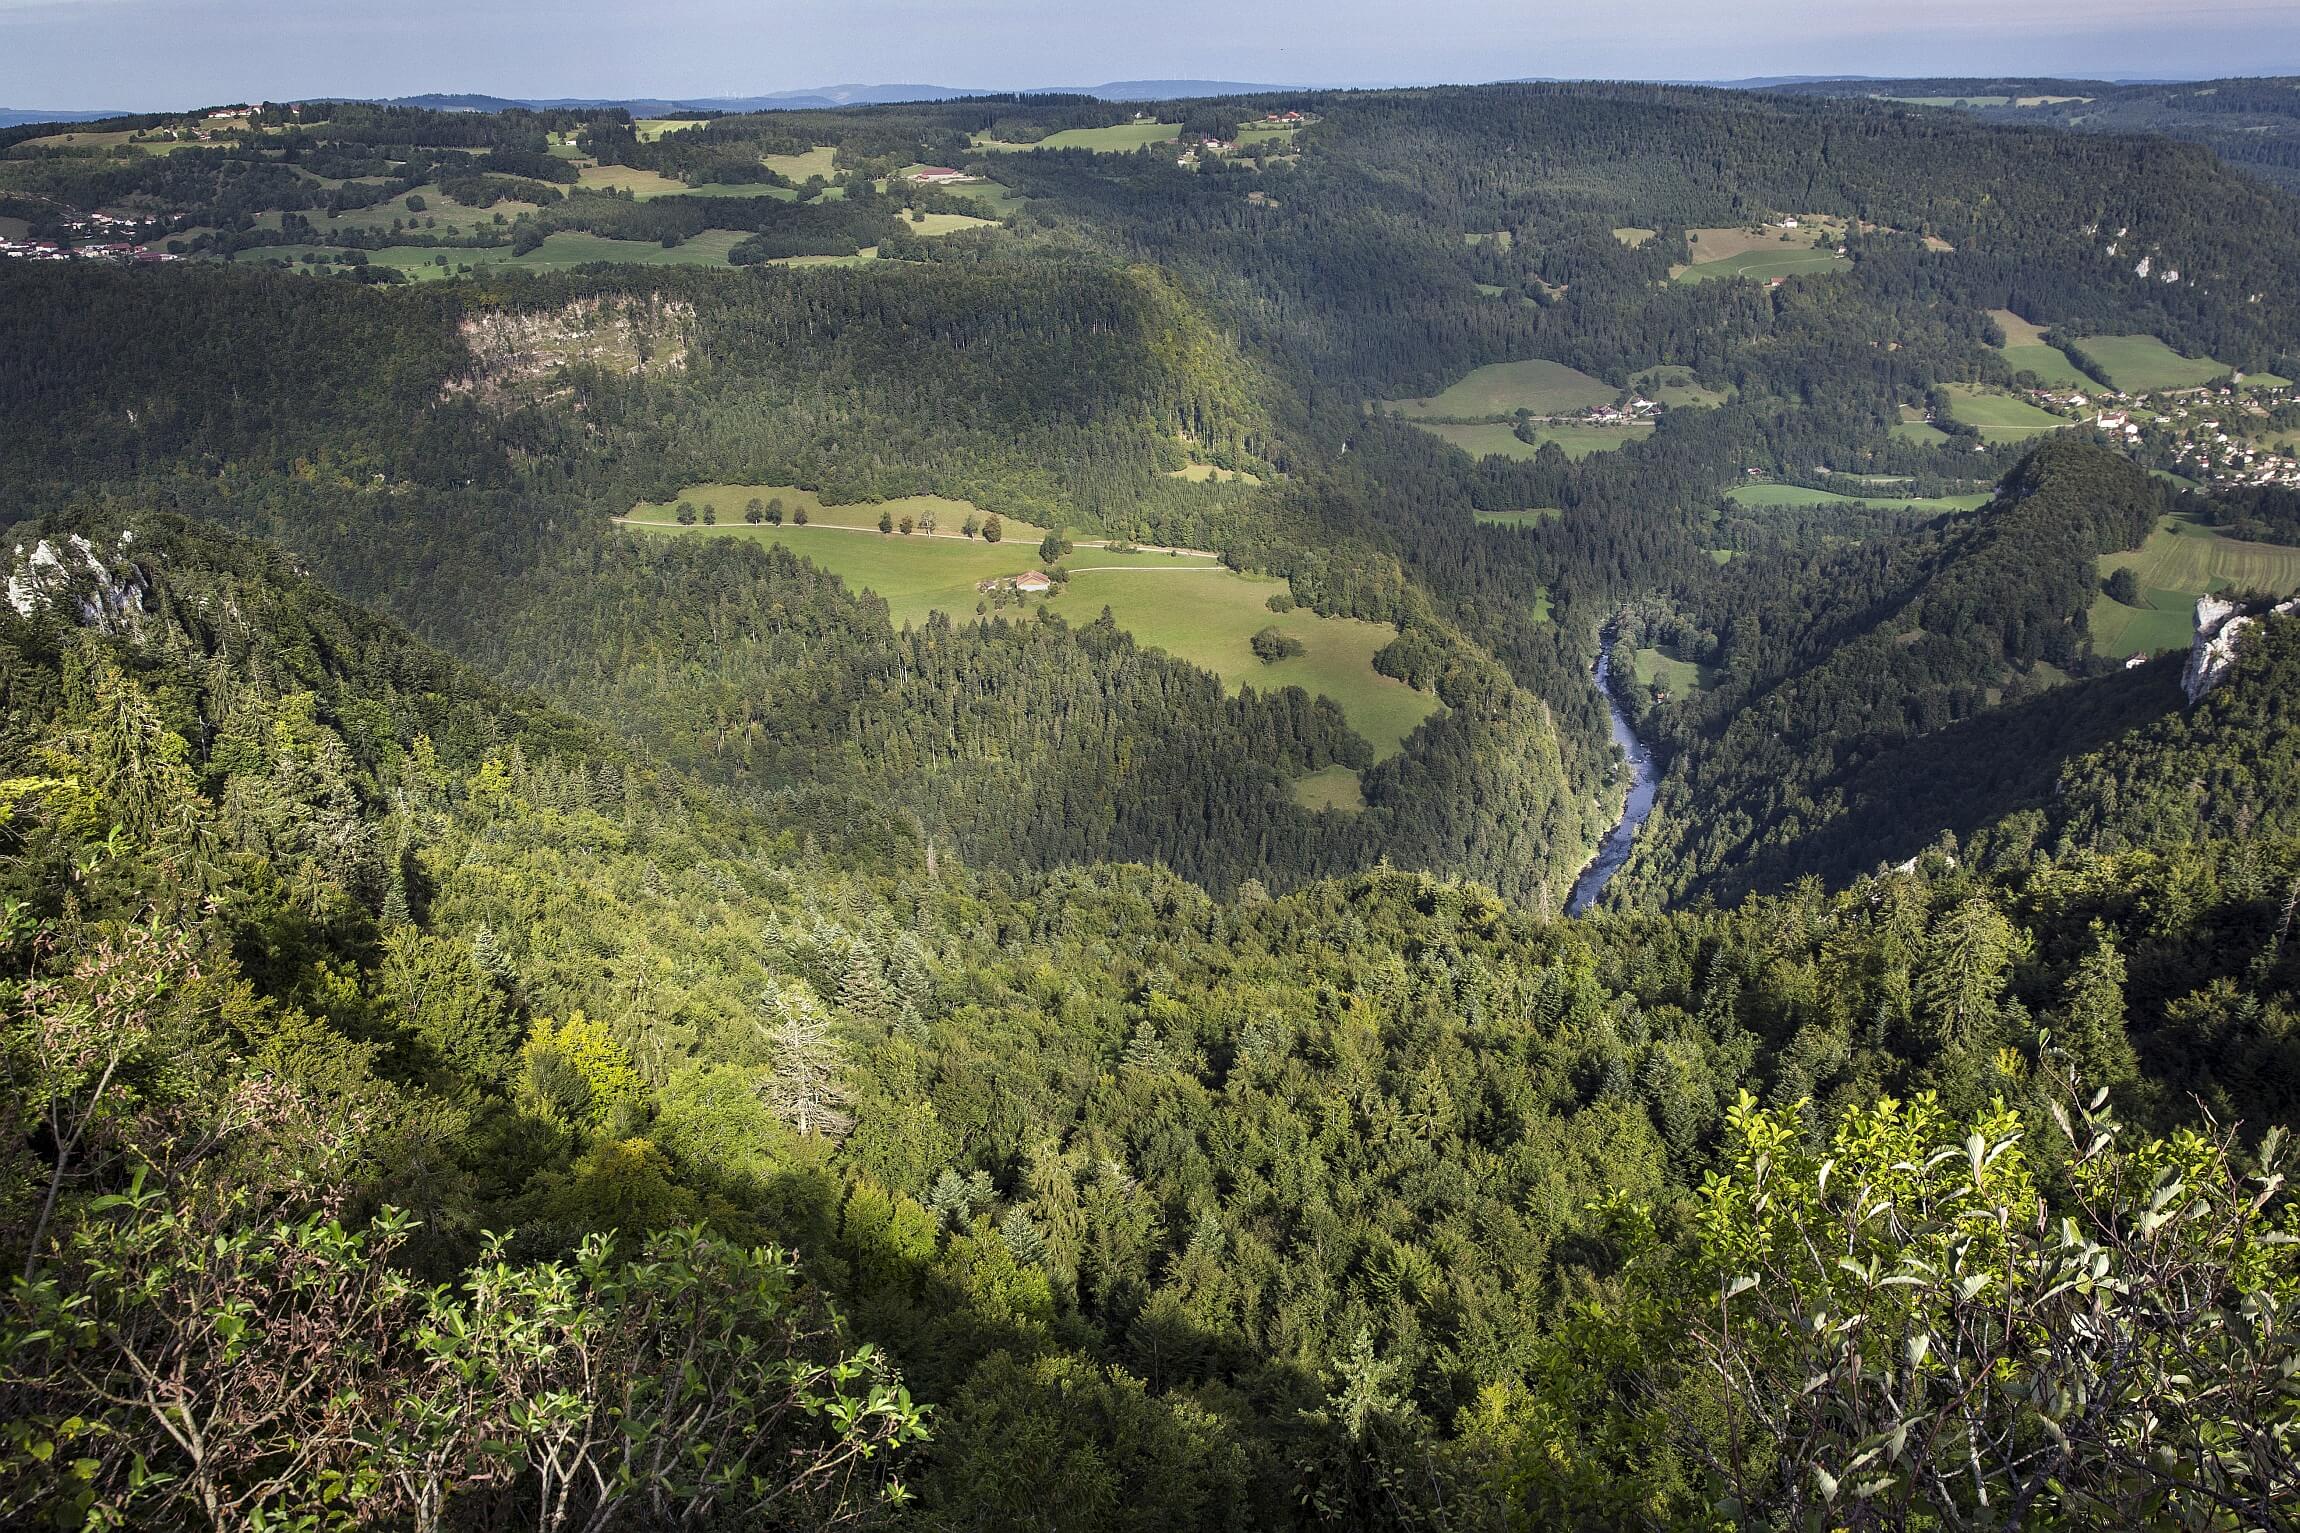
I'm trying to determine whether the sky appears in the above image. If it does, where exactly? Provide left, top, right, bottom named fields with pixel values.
left=3, top=0, right=2298, bottom=110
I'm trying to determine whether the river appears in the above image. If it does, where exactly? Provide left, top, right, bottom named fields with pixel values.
left=1566, top=632, right=1659, bottom=916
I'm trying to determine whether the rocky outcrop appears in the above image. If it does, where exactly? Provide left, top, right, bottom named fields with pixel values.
left=6, top=532, right=147, bottom=634
left=2184, top=594, right=2300, bottom=705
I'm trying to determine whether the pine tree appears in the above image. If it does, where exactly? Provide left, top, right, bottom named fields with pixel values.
left=757, top=984, right=852, bottom=1139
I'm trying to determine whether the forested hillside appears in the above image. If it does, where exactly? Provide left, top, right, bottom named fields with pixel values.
left=5, top=78, right=2300, bottom=1527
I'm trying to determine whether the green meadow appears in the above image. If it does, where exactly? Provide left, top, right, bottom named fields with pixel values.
left=1413, top=421, right=1652, bottom=461
left=1674, top=246, right=1848, bottom=284
left=1385, top=359, right=1618, bottom=419
left=1288, top=764, right=1367, bottom=813
left=975, top=122, right=1181, bottom=152
left=1632, top=647, right=1716, bottom=697
left=622, top=508, right=1438, bottom=757
left=1634, top=366, right=1729, bottom=409
left=2065, top=335, right=2231, bottom=393
left=1988, top=310, right=2094, bottom=388
left=1611, top=227, right=1658, bottom=247
left=1728, top=484, right=1994, bottom=513
left=1943, top=385, right=2070, bottom=444
left=2089, top=514, right=2300, bottom=657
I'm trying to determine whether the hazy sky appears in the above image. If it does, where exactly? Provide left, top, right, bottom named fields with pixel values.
left=4, top=0, right=2298, bottom=109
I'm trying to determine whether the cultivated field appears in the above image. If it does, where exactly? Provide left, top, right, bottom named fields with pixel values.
left=2090, top=514, right=2300, bottom=656
left=2065, top=334, right=2231, bottom=393
left=1728, top=484, right=1994, bottom=513
left=1988, top=309, right=2094, bottom=388
left=1385, top=360, right=1618, bottom=419
left=975, top=123, right=1181, bottom=152
left=1943, top=385, right=2070, bottom=444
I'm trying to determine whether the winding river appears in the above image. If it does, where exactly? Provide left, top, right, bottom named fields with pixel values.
left=1566, top=632, right=1659, bottom=916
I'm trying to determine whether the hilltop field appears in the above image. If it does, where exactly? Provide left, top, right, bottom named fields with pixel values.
left=623, top=486, right=1442, bottom=767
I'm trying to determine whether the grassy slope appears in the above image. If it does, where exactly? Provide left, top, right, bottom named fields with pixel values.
left=2090, top=514, right=2300, bottom=657
left=2070, top=334, right=2231, bottom=392
left=1413, top=421, right=1653, bottom=461
left=1988, top=309, right=2094, bottom=388
left=1385, top=360, right=1618, bottom=418
left=1943, top=385, right=2071, bottom=443
left=1729, top=484, right=1994, bottom=512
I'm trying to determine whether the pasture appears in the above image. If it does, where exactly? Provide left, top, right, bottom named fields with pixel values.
left=899, top=210, right=999, bottom=236
left=1674, top=245, right=1848, bottom=284
left=1988, top=309, right=2093, bottom=388
left=633, top=119, right=708, bottom=142
left=1893, top=407, right=1952, bottom=447
left=1728, top=484, right=1993, bottom=513
left=629, top=485, right=1042, bottom=543
left=622, top=509, right=1438, bottom=756
left=2065, top=334, right=2231, bottom=393
left=1634, top=366, right=1729, bottom=409
left=1611, top=227, right=1657, bottom=247
left=1464, top=230, right=1514, bottom=249
left=1168, top=463, right=1264, bottom=485
left=762, top=147, right=840, bottom=181
left=1384, top=360, right=1618, bottom=419
left=1942, top=385, right=2070, bottom=444
left=975, top=122, right=1181, bottom=152
left=1235, top=123, right=1301, bottom=147
left=573, top=163, right=700, bottom=200
left=1474, top=508, right=1562, bottom=527
left=2090, top=514, right=2300, bottom=657
left=1411, top=421, right=1652, bottom=461
left=1290, top=764, right=1366, bottom=813
left=1631, top=647, right=1716, bottom=697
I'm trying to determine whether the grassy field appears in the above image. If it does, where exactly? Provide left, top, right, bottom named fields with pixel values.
left=1611, top=227, right=1657, bottom=247
left=295, top=230, right=751, bottom=279
left=1675, top=245, right=1848, bottom=284
left=2066, top=334, right=2231, bottom=393
left=898, top=210, right=999, bottom=236
left=2090, top=514, right=2300, bottom=656
left=976, top=122, right=1180, bottom=152
left=1234, top=123, right=1301, bottom=147
left=1066, top=565, right=1439, bottom=756
left=629, top=484, right=1041, bottom=542
left=1634, top=366, right=1729, bottom=409
left=622, top=513, right=1437, bottom=755
left=633, top=118, right=709, bottom=142
left=762, top=147, right=840, bottom=181
left=1385, top=359, right=1618, bottom=418
left=1412, top=421, right=1652, bottom=461
left=1892, top=406, right=1953, bottom=447
left=1943, top=385, right=2070, bottom=444
left=1290, top=764, right=1366, bottom=812
left=1729, top=484, right=1993, bottom=513
left=1473, top=508, right=1562, bottom=527
left=1988, top=309, right=2094, bottom=388
left=1886, top=94, right=2013, bottom=107
left=1168, top=463, right=1263, bottom=485
left=1631, top=646, right=1716, bottom=697
left=934, top=179, right=1028, bottom=216
left=573, top=163, right=702, bottom=200
left=1463, top=230, right=1514, bottom=249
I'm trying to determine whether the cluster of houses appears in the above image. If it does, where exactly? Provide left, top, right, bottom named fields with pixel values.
left=1581, top=397, right=1663, bottom=426
left=905, top=166, right=978, bottom=186
left=2011, top=377, right=2300, bottom=490
left=0, top=235, right=175, bottom=264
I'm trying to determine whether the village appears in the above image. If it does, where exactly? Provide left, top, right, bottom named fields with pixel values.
left=0, top=209, right=178, bottom=264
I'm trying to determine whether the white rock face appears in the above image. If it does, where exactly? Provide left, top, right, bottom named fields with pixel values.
left=2184, top=596, right=2249, bottom=704
left=2184, top=596, right=2300, bottom=705
left=5, top=535, right=146, bottom=632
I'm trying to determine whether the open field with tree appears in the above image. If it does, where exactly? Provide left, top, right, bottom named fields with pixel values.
left=1288, top=762, right=1367, bottom=811
left=1473, top=507, right=1562, bottom=527
left=1633, top=365, right=1729, bottom=408
left=1631, top=645, right=1716, bottom=696
left=1412, top=420, right=1653, bottom=460
left=2090, top=513, right=2300, bottom=655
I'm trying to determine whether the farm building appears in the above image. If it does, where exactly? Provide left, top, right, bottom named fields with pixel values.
left=908, top=167, right=973, bottom=185
left=1015, top=570, right=1053, bottom=594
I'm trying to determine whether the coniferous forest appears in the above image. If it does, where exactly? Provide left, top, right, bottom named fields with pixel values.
left=2, top=78, right=2300, bottom=1530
